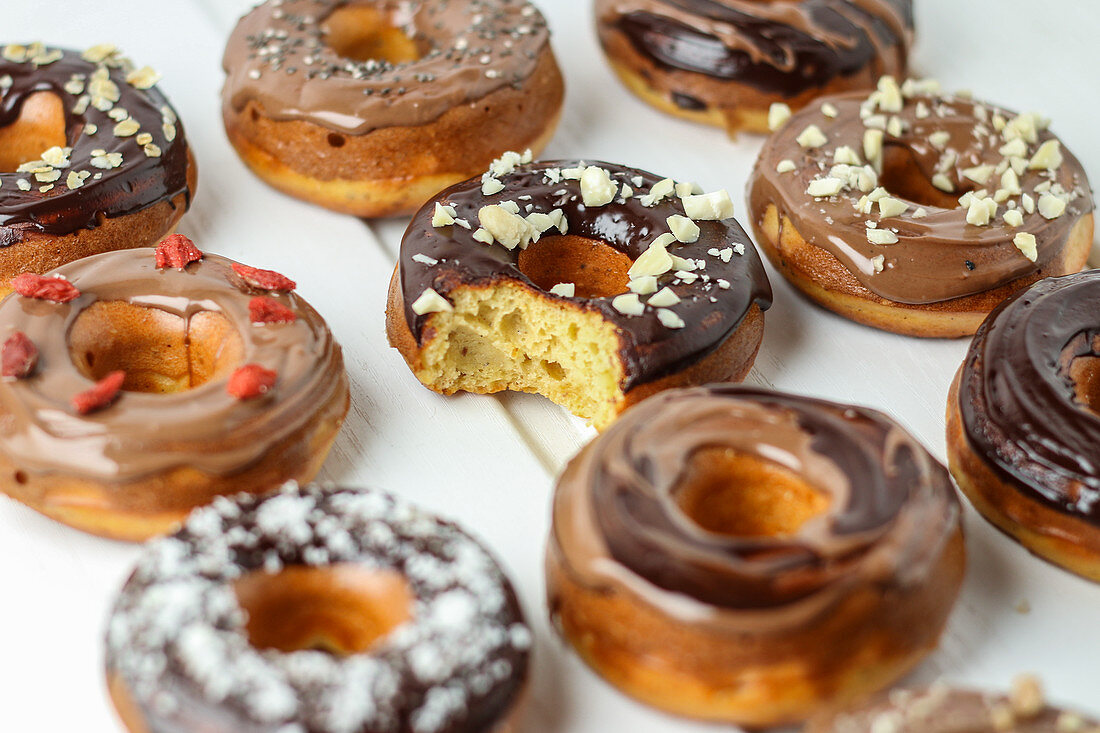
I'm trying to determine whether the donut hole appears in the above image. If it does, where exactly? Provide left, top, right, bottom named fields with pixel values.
left=1064, top=333, right=1100, bottom=414
left=878, top=143, right=966, bottom=210
left=322, top=5, right=426, bottom=65
left=68, top=301, right=244, bottom=394
left=234, top=565, right=414, bottom=655
left=517, top=234, right=632, bottom=298
left=674, top=447, right=830, bottom=537
left=0, top=91, right=68, bottom=172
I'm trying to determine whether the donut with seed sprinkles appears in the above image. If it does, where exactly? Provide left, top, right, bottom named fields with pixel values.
left=105, top=482, right=532, bottom=733
left=0, top=42, right=195, bottom=287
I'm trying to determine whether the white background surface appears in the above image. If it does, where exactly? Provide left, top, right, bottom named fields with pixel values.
left=2, top=1, right=1099, bottom=729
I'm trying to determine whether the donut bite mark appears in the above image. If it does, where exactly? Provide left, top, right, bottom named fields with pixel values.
left=546, top=386, right=965, bottom=727
left=748, top=77, right=1093, bottom=337
left=0, top=43, right=196, bottom=294
left=947, top=270, right=1100, bottom=582
left=594, top=0, right=912, bottom=134
left=0, top=240, right=348, bottom=541
left=221, top=0, right=564, bottom=218
left=386, top=155, right=772, bottom=430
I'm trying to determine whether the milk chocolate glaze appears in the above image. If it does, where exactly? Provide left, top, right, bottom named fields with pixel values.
left=398, top=160, right=772, bottom=391
left=959, top=270, right=1100, bottom=524
left=0, top=45, right=191, bottom=243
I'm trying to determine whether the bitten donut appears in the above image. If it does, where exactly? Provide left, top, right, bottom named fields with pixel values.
left=0, top=238, right=348, bottom=541
left=0, top=43, right=196, bottom=293
left=106, top=482, right=532, bottom=733
left=947, top=270, right=1100, bottom=581
left=546, top=386, right=965, bottom=727
left=222, top=0, right=564, bottom=218
left=594, top=0, right=912, bottom=134
left=748, top=77, right=1094, bottom=337
left=808, top=677, right=1100, bottom=733
left=386, top=155, right=772, bottom=429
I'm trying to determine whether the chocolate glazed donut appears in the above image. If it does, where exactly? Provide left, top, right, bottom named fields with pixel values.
left=0, top=43, right=195, bottom=288
left=594, top=0, right=912, bottom=133
left=948, top=270, right=1100, bottom=581
left=547, top=386, right=965, bottom=727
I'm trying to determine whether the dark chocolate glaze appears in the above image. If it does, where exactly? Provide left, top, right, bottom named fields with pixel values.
left=0, top=46, right=191, bottom=242
left=106, top=483, right=531, bottom=733
left=610, top=0, right=912, bottom=97
left=399, top=160, right=772, bottom=391
left=555, top=386, right=960, bottom=611
left=959, top=270, right=1100, bottom=524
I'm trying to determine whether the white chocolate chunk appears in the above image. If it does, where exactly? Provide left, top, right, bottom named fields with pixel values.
left=580, top=166, right=617, bottom=207
left=411, top=288, right=453, bottom=315
left=682, top=189, right=735, bottom=220
left=1013, top=232, right=1038, bottom=262
left=768, top=102, right=792, bottom=131
left=667, top=214, right=700, bottom=243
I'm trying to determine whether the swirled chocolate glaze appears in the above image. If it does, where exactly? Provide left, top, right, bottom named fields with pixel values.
left=0, top=248, right=345, bottom=482
left=551, top=386, right=960, bottom=626
left=958, top=270, right=1100, bottom=524
left=748, top=84, right=1094, bottom=304
left=222, top=0, right=552, bottom=135
left=0, top=44, right=191, bottom=243
left=597, top=0, right=912, bottom=96
left=399, top=160, right=771, bottom=391
left=809, top=683, right=1099, bottom=732
left=106, top=483, right=531, bottom=733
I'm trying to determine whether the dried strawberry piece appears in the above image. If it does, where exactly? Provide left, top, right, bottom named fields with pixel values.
left=11, top=273, right=81, bottom=303
left=249, top=296, right=297, bottom=324
left=1, top=332, right=37, bottom=378
left=72, top=371, right=125, bottom=414
left=227, top=364, right=277, bottom=400
left=232, top=263, right=296, bottom=292
left=155, top=234, right=203, bottom=269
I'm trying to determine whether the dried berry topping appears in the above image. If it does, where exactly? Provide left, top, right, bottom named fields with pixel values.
left=155, top=234, right=203, bottom=269
left=1, top=332, right=37, bottom=378
left=72, top=371, right=125, bottom=414
left=249, top=296, right=297, bottom=324
left=227, top=364, right=276, bottom=400
left=11, top=273, right=81, bottom=303
left=232, top=263, right=296, bottom=292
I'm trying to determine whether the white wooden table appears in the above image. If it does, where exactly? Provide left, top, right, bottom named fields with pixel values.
left=2, top=1, right=1098, bottom=729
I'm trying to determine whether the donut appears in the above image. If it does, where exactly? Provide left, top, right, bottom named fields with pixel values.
left=594, top=0, right=913, bottom=134
left=106, top=482, right=532, bottom=733
left=747, top=77, right=1094, bottom=337
left=947, top=270, right=1100, bottom=581
left=0, top=42, right=196, bottom=294
left=0, top=239, right=348, bottom=541
left=546, top=385, right=965, bottom=727
left=808, top=677, right=1100, bottom=732
left=222, top=0, right=565, bottom=218
left=386, top=155, right=772, bottom=429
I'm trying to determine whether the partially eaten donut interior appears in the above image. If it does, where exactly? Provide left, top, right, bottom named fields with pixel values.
left=69, top=301, right=244, bottom=394
left=234, top=565, right=414, bottom=655
left=0, top=91, right=67, bottom=171
left=674, top=447, right=830, bottom=537
left=322, top=5, right=425, bottom=65
left=415, top=235, right=631, bottom=428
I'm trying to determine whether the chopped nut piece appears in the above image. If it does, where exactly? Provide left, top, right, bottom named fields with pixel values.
left=478, top=205, right=536, bottom=249
left=807, top=177, right=844, bottom=197
left=411, top=288, right=452, bottom=315
left=999, top=137, right=1028, bottom=158
left=821, top=102, right=838, bottom=118
left=143, top=144, right=162, bottom=158
left=877, top=197, right=908, bottom=218
left=648, top=287, right=680, bottom=307
left=675, top=181, right=701, bottom=198
left=411, top=253, right=438, bottom=266
left=640, top=178, right=675, bottom=207
left=863, top=129, right=884, bottom=169
left=667, top=214, right=700, bottom=243
left=870, top=254, right=885, bottom=273
left=1010, top=675, right=1044, bottom=717
left=962, top=164, right=995, bottom=186
left=656, top=308, right=685, bottom=329
left=682, top=190, right=735, bottom=220
left=1029, top=139, right=1063, bottom=171
left=1038, top=193, right=1066, bottom=219
left=929, top=130, right=951, bottom=150
left=867, top=229, right=898, bottom=245
left=580, top=166, right=616, bottom=207
left=628, top=275, right=658, bottom=294
left=1013, top=232, right=1038, bottom=261
left=481, top=177, right=504, bottom=196
left=768, top=102, right=791, bottom=131
left=549, top=283, right=575, bottom=297
left=113, top=118, right=140, bottom=137
left=432, top=202, right=457, bottom=227
left=472, top=228, right=494, bottom=244
left=913, top=207, right=928, bottom=218
left=875, top=76, right=903, bottom=112
left=796, top=124, right=827, bottom=148
left=125, top=65, right=161, bottom=89
left=776, top=159, right=796, bottom=174
left=628, top=241, right=674, bottom=278
left=833, top=145, right=862, bottom=166
left=82, top=43, right=118, bottom=63
left=1003, top=209, right=1024, bottom=227
left=611, top=293, right=644, bottom=316
left=1022, top=193, right=1036, bottom=214
left=966, top=198, right=997, bottom=225
left=40, top=146, right=71, bottom=168
left=932, top=173, right=955, bottom=192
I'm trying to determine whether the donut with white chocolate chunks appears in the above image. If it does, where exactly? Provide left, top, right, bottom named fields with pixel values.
left=106, top=482, right=532, bottom=733
left=386, top=154, right=772, bottom=429
left=808, top=676, right=1100, bottom=733
left=222, top=0, right=564, bottom=218
left=747, top=77, right=1094, bottom=337
left=0, top=42, right=196, bottom=293
left=947, top=270, right=1100, bottom=581
left=546, top=385, right=965, bottom=727
left=0, top=238, right=348, bottom=541
left=594, top=0, right=913, bottom=134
